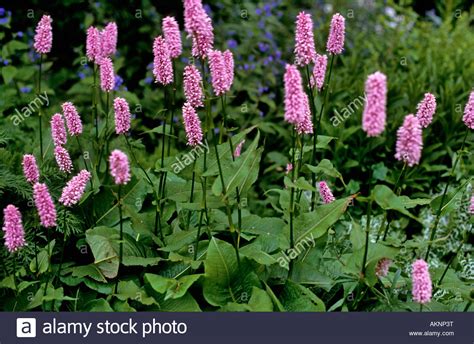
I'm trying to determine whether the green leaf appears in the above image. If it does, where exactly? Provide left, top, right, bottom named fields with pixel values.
left=306, top=159, right=345, bottom=185
left=2, top=65, right=17, bottom=84
left=85, top=299, right=114, bottom=312
left=373, top=185, right=420, bottom=222
left=71, top=264, right=107, bottom=283
left=85, top=227, right=119, bottom=279
left=212, top=131, right=262, bottom=197
left=278, top=280, right=326, bottom=311
left=248, top=287, right=274, bottom=311
left=203, top=238, right=259, bottom=306
left=294, top=197, right=353, bottom=244
left=115, top=280, right=156, bottom=305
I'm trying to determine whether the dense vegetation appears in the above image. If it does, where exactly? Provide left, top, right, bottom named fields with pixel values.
left=0, top=1, right=473, bottom=312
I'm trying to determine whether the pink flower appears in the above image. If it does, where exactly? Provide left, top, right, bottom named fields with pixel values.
left=310, top=54, right=328, bottom=91
left=2, top=205, right=26, bottom=253
left=184, top=0, right=214, bottom=58
left=22, top=154, right=39, bottom=184
left=294, top=12, right=316, bottom=66
left=183, top=65, right=204, bottom=108
left=109, top=150, right=131, bottom=185
left=33, top=182, right=57, bottom=228
left=51, top=113, right=67, bottom=146
left=362, top=71, right=387, bottom=137
left=54, top=146, right=73, bottom=173
left=34, top=15, right=53, bottom=54
left=234, top=140, right=245, bottom=158
left=463, top=91, right=474, bottom=129
left=62, top=102, right=83, bottom=136
left=375, top=258, right=392, bottom=277
left=470, top=195, right=474, bottom=214
left=86, top=26, right=101, bottom=62
left=59, top=170, right=91, bottom=207
left=113, top=97, right=131, bottom=135
left=162, top=16, right=182, bottom=59
left=394, top=114, right=423, bottom=167
left=286, top=163, right=293, bottom=175
left=411, top=259, right=432, bottom=305
left=182, top=102, right=203, bottom=147
left=416, top=93, right=436, bottom=128
left=318, top=181, right=335, bottom=204
left=99, top=57, right=115, bottom=92
left=223, top=49, right=234, bottom=91
left=208, top=49, right=228, bottom=96
left=153, top=36, right=173, bottom=85
left=326, top=13, right=345, bottom=55
left=284, top=64, right=306, bottom=126
left=296, top=93, right=313, bottom=135
left=101, top=22, right=118, bottom=57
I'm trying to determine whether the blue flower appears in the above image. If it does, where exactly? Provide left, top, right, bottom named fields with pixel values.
left=227, top=39, right=238, bottom=49
left=0, top=17, right=8, bottom=25
left=16, top=31, right=23, bottom=37
left=20, top=86, right=32, bottom=93
left=258, top=42, right=269, bottom=53
left=144, top=76, right=153, bottom=85
left=0, top=8, right=5, bottom=16
left=77, top=72, right=85, bottom=80
left=203, top=4, right=212, bottom=15
left=114, top=75, right=124, bottom=91
left=255, top=8, right=262, bottom=16
left=3, top=59, right=9, bottom=65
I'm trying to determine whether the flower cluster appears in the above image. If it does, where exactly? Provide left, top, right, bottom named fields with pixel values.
left=183, top=65, right=204, bottom=108
left=33, top=182, right=57, bottom=228
left=109, top=150, right=131, bottom=185
left=208, top=49, right=234, bottom=95
left=463, top=91, right=474, bottom=129
left=113, top=97, right=131, bottom=135
left=327, top=13, right=345, bottom=55
left=411, top=259, right=432, bottom=304
left=22, top=154, right=39, bottom=184
left=2, top=205, right=26, bottom=253
left=153, top=35, right=173, bottom=85
left=310, top=54, right=328, bottom=91
left=318, top=181, right=335, bottom=204
left=362, top=71, right=387, bottom=137
left=294, top=12, right=316, bottom=66
left=162, top=16, right=182, bottom=59
left=34, top=15, right=53, bottom=54
left=62, top=102, right=83, bottom=136
left=59, top=170, right=91, bottom=207
left=184, top=0, right=214, bottom=58
left=182, top=102, right=203, bottom=147
left=394, top=114, right=423, bottom=167
left=416, top=93, right=436, bottom=128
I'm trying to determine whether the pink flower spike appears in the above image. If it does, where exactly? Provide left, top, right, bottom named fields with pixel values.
left=327, top=13, right=345, bottom=55
left=22, top=154, right=40, bottom=184
left=62, top=102, right=83, bottom=136
left=109, top=150, right=131, bottom=185
left=286, top=163, right=293, bottom=175
left=411, top=259, right=432, bottom=305
left=296, top=93, right=313, bottom=135
left=153, top=36, right=173, bottom=85
left=162, top=16, right=182, bottom=59
left=223, top=49, right=234, bottom=91
left=394, top=114, right=423, bottom=167
left=54, top=146, right=73, bottom=174
left=33, top=182, right=57, bottom=228
left=234, top=140, right=245, bottom=158
left=208, top=50, right=228, bottom=96
left=310, top=54, right=328, bottom=91
left=59, top=170, right=91, bottom=207
left=183, top=65, right=204, bottom=108
left=284, top=64, right=305, bottom=126
left=34, top=15, right=53, bottom=54
left=182, top=102, right=203, bottom=147
left=99, top=57, right=115, bottom=92
left=101, top=22, right=118, bottom=57
left=416, top=93, right=437, bottom=128
left=362, top=71, right=387, bottom=137
left=51, top=113, right=67, bottom=146
left=375, top=258, right=392, bottom=277
left=184, top=0, right=214, bottom=58
left=470, top=195, right=474, bottom=214
left=463, top=91, right=474, bottom=129
left=294, top=11, right=316, bottom=66
left=318, top=181, right=335, bottom=204
left=86, top=26, right=101, bottom=62
left=113, top=97, right=131, bottom=135
left=2, top=205, right=26, bottom=253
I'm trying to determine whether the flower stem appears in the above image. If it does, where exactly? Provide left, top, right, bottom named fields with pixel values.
left=425, top=127, right=469, bottom=261
left=115, top=184, right=123, bottom=294
left=93, top=64, right=98, bottom=139
left=311, top=55, right=335, bottom=211
left=187, top=159, right=197, bottom=230
left=289, top=129, right=296, bottom=277
left=38, top=54, right=44, bottom=161
left=379, top=162, right=407, bottom=241
left=361, top=197, right=373, bottom=277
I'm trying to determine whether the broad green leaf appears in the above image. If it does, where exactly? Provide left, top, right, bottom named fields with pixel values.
left=278, top=280, right=325, bottom=311
left=203, top=238, right=259, bottom=306
left=2, top=65, right=17, bottom=84
left=294, top=197, right=353, bottom=244
left=71, top=264, right=107, bottom=283
left=373, top=185, right=420, bottom=222
left=85, top=227, right=119, bottom=279
left=85, top=299, right=114, bottom=312
left=248, top=287, right=274, bottom=311
left=306, top=159, right=345, bottom=185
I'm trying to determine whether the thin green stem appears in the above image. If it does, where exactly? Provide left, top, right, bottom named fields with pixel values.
left=93, top=64, right=98, bottom=139
left=311, top=55, right=335, bottom=211
left=187, top=159, right=197, bottom=230
left=425, top=127, right=469, bottom=261
left=361, top=198, right=373, bottom=277
left=115, top=185, right=123, bottom=294
left=288, top=129, right=297, bottom=277
left=436, top=239, right=464, bottom=289
left=38, top=54, right=44, bottom=161
left=380, top=162, right=407, bottom=241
